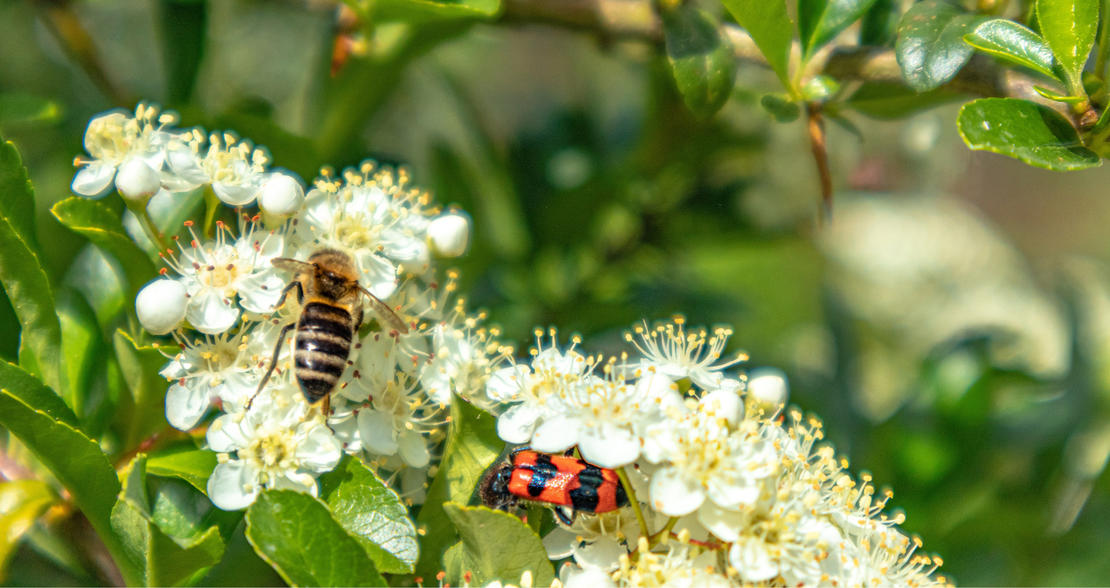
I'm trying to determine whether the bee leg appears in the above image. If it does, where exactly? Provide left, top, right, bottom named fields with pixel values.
left=247, top=322, right=296, bottom=410
left=275, top=280, right=304, bottom=308
left=554, top=506, right=576, bottom=526
left=320, top=395, right=335, bottom=434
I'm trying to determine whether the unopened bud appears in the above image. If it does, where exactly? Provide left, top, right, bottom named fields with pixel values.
left=747, top=367, right=788, bottom=414
left=258, top=171, right=305, bottom=216
left=116, top=158, right=161, bottom=202
left=136, top=278, right=187, bottom=335
left=428, top=212, right=470, bottom=257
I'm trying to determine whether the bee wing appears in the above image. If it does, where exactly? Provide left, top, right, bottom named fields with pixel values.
left=272, top=258, right=315, bottom=273
left=358, top=286, right=409, bottom=334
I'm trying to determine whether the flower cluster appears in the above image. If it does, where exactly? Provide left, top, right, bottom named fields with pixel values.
left=76, top=105, right=503, bottom=510
left=487, top=320, right=949, bottom=587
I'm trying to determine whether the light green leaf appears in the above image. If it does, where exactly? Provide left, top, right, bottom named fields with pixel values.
left=1033, top=84, right=1086, bottom=102
left=760, top=94, right=802, bottom=122
left=113, top=329, right=171, bottom=448
left=0, top=366, right=137, bottom=585
left=57, top=290, right=102, bottom=419
left=0, top=361, right=80, bottom=428
left=52, top=197, right=157, bottom=300
left=964, top=19, right=1059, bottom=80
left=896, top=0, right=986, bottom=91
left=414, top=396, right=502, bottom=580
left=0, top=94, right=63, bottom=128
left=798, top=0, right=881, bottom=57
left=957, top=98, right=1100, bottom=170
left=146, top=446, right=218, bottom=494
left=245, top=490, right=384, bottom=587
left=441, top=503, right=553, bottom=587
left=357, top=0, right=500, bottom=22
left=0, top=140, right=36, bottom=246
left=1036, top=0, right=1098, bottom=88
left=662, top=6, right=737, bottom=117
left=721, top=0, right=793, bottom=87
left=0, top=480, right=58, bottom=582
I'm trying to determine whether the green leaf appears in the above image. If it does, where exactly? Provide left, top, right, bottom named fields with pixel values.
left=760, top=93, right=802, bottom=122
left=111, top=456, right=226, bottom=586
left=319, top=458, right=419, bottom=574
left=57, top=290, right=103, bottom=417
left=798, top=0, right=881, bottom=57
left=52, top=197, right=157, bottom=301
left=860, top=0, right=900, bottom=45
left=414, top=397, right=502, bottom=580
left=661, top=6, right=737, bottom=117
left=896, top=0, right=985, bottom=91
left=147, top=446, right=218, bottom=493
left=158, top=0, right=206, bottom=103
left=245, top=490, right=384, bottom=587
left=1036, top=0, right=1098, bottom=88
left=1033, top=84, right=1086, bottom=102
left=0, top=94, right=63, bottom=128
left=721, top=0, right=793, bottom=87
left=957, top=98, right=1100, bottom=170
left=846, top=82, right=962, bottom=119
left=440, top=503, right=553, bottom=587
left=113, top=329, right=171, bottom=448
left=359, top=0, right=501, bottom=22
left=0, top=480, right=58, bottom=582
left=0, top=366, right=138, bottom=585
left=964, top=19, right=1059, bottom=80
left=0, top=360, right=80, bottom=428
left=0, top=140, right=37, bottom=247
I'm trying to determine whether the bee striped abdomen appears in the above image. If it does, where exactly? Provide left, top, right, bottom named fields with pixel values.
left=293, top=301, right=354, bottom=403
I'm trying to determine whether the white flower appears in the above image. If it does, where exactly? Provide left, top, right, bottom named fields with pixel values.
left=162, top=220, right=286, bottom=334
left=746, top=367, right=788, bottom=415
left=168, top=132, right=269, bottom=206
left=428, top=212, right=470, bottom=257
left=624, top=319, right=745, bottom=390
left=349, top=371, right=443, bottom=469
left=258, top=170, right=305, bottom=216
left=206, top=387, right=341, bottom=510
left=136, top=278, right=187, bottom=335
left=71, top=105, right=178, bottom=198
left=421, top=322, right=494, bottom=405
left=115, top=158, right=161, bottom=202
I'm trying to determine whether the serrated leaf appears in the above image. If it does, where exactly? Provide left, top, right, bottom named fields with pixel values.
left=245, top=490, right=384, bottom=587
left=0, top=361, right=80, bottom=428
left=662, top=6, right=737, bottom=117
left=798, top=0, right=881, bottom=56
left=0, top=140, right=37, bottom=246
left=721, top=0, right=793, bottom=87
left=414, top=396, right=502, bottom=580
left=113, top=329, right=171, bottom=448
left=0, top=94, right=62, bottom=128
left=319, top=458, right=419, bottom=574
left=0, top=480, right=58, bottom=582
left=957, top=98, right=1100, bottom=170
left=147, top=446, right=218, bottom=493
left=359, top=0, right=500, bottom=22
left=0, top=369, right=138, bottom=585
left=1036, top=0, right=1098, bottom=88
left=52, top=197, right=157, bottom=301
left=441, top=503, right=553, bottom=586
left=964, top=19, right=1059, bottom=80
left=896, top=0, right=985, bottom=91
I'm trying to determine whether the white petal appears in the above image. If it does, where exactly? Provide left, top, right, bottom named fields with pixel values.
left=487, top=365, right=530, bottom=402
left=358, top=410, right=399, bottom=456
left=136, top=279, right=188, bottom=335
left=167, top=148, right=209, bottom=185
left=496, top=403, right=543, bottom=444
left=705, top=471, right=761, bottom=510
left=577, top=423, right=639, bottom=469
left=397, top=430, right=430, bottom=468
left=186, top=289, right=240, bottom=334
left=729, top=537, right=779, bottom=583
left=649, top=467, right=705, bottom=516
left=357, top=253, right=398, bottom=299
left=699, top=386, right=742, bottom=428
left=571, top=537, right=625, bottom=571
left=207, top=461, right=259, bottom=511
left=165, top=382, right=210, bottom=431
left=562, top=566, right=616, bottom=588
left=295, top=426, right=343, bottom=472
left=542, top=527, right=578, bottom=560
left=696, top=501, right=747, bottom=542
left=530, top=415, right=581, bottom=454
left=235, top=271, right=285, bottom=313
left=274, top=471, right=320, bottom=496
left=71, top=163, right=117, bottom=197
left=206, top=414, right=244, bottom=453
left=213, top=181, right=259, bottom=206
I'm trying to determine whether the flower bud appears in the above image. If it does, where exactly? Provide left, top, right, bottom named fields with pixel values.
left=258, top=171, right=305, bottom=216
left=115, top=158, right=161, bottom=202
left=136, top=278, right=187, bottom=335
left=746, top=367, right=788, bottom=414
left=428, top=212, right=470, bottom=257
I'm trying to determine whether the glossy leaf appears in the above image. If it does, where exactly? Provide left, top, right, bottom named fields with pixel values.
left=896, top=1, right=985, bottom=91
left=0, top=480, right=58, bottom=581
left=146, top=446, right=218, bottom=494
left=414, top=396, right=502, bottom=580
left=113, top=329, right=172, bottom=448
left=319, top=458, right=419, bottom=574
left=0, top=365, right=137, bottom=585
left=964, top=19, right=1059, bottom=80
left=662, top=6, right=737, bottom=117
left=1036, top=0, right=1098, bottom=87
left=957, top=98, right=1100, bottom=170
left=441, top=503, right=553, bottom=586
left=245, top=490, right=384, bottom=587
left=0, top=140, right=37, bottom=246
left=798, top=0, right=881, bottom=56
left=0, top=361, right=79, bottom=428
left=52, top=197, right=157, bottom=300
left=721, top=0, right=793, bottom=87
left=57, top=290, right=102, bottom=418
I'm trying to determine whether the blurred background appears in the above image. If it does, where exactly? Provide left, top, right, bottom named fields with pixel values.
left=2, top=0, right=1110, bottom=585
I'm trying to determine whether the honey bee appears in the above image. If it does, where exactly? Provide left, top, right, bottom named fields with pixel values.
left=251, top=248, right=409, bottom=415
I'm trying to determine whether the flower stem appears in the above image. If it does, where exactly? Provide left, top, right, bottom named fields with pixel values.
left=203, top=187, right=221, bottom=237
left=132, top=202, right=170, bottom=253
left=616, top=467, right=650, bottom=541
left=648, top=516, right=679, bottom=547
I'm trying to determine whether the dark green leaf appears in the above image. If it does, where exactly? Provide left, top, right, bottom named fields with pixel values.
left=414, top=397, right=502, bottom=580
left=158, top=0, right=206, bottom=103
left=799, top=0, right=881, bottom=56
left=52, top=197, right=157, bottom=301
left=662, top=6, right=737, bottom=117
left=964, top=19, right=1059, bottom=80
left=760, top=94, right=802, bottom=122
left=1036, top=0, right=1098, bottom=88
left=113, top=329, right=171, bottom=448
left=846, top=82, right=962, bottom=119
left=721, top=0, right=793, bottom=87
left=860, top=0, right=900, bottom=45
left=896, top=1, right=985, bottom=91
left=319, top=458, right=419, bottom=574
left=0, top=368, right=138, bottom=585
left=352, top=0, right=500, bottom=22
left=0, top=140, right=37, bottom=247
left=245, top=490, right=384, bottom=587
left=0, top=94, right=63, bottom=128
left=57, top=290, right=103, bottom=416
left=147, top=446, right=218, bottom=493
left=440, top=503, right=553, bottom=586
left=957, top=98, right=1100, bottom=170
left=0, top=361, right=79, bottom=427
left=0, top=480, right=58, bottom=581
